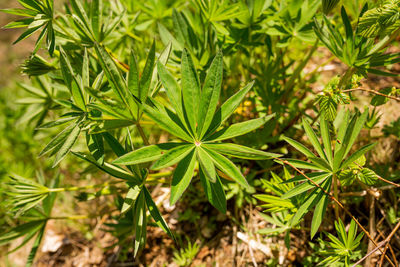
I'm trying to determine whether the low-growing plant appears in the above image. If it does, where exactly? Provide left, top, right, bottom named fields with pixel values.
left=1, top=0, right=400, bottom=266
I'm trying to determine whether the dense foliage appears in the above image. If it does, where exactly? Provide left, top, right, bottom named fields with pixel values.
left=1, top=0, right=400, bottom=266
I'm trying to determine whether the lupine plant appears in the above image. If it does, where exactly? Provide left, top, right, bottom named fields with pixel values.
left=1, top=0, right=400, bottom=266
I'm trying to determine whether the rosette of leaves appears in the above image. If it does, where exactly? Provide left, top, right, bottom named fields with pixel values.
left=2, top=0, right=55, bottom=55
left=0, top=173, right=59, bottom=267
left=281, top=110, right=375, bottom=237
left=319, top=219, right=364, bottom=266
left=264, top=0, right=320, bottom=47
left=255, top=169, right=301, bottom=248
left=114, top=49, right=280, bottom=212
left=314, top=6, right=400, bottom=76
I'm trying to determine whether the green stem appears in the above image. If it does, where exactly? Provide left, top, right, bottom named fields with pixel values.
left=281, top=40, right=319, bottom=103
left=50, top=215, right=90, bottom=220
left=49, top=181, right=122, bottom=193
left=136, top=122, right=150, bottom=146
left=333, top=174, right=339, bottom=219
left=338, top=67, right=355, bottom=89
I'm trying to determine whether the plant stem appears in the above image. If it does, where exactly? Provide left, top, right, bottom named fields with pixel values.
left=49, top=181, right=122, bottom=193
left=279, top=158, right=396, bottom=267
left=50, top=215, right=90, bottom=220
left=338, top=67, right=355, bottom=89
left=136, top=122, right=150, bottom=146
left=342, top=88, right=400, bottom=102
left=333, top=173, right=340, bottom=219
left=281, top=40, right=319, bottom=103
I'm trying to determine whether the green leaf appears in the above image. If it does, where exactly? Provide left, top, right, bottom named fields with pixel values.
left=72, top=152, right=141, bottom=183
left=114, top=143, right=181, bottom=165
left=309, top=157, right=332, bottom=172
left=284, top=159, right=328, bottom=172
left=38, top=123, right=74, bottom=157
left=52, top=123, right=81, bottom=167
left=343, top=110, right=369, bottom=158
left=156, top=61, right=184, bottom=119
left=102, top=132, right=126, bottom=157
left=25, top=225, right=45, bottom=267
left=334, top=110, right=368, bottom=171
left=86, top=133, right=105, bottom=165
left=291, top=177, right=331, bottom=227
left=358, top=168, right=379, bottom=186
left=197, top=52, right=223, bottom=138
left=205, top=147, right=249, bottom=188
left=199, top=170, right=226, bottom=213
left=338, top=169, right=357, bottom=186
left=181, top=49, right=200, bottom=136
left=94, top=43, right=136, bottom=118
left=151, top=144, right=194, bottom=170
left=206, top=81, right=254, bottom=134
left=206, top=114, right=274, bottom=141
left=128, top=50, right=140, bottom=99
left=59, top=48, right=86, bottom=111
left=121, top=185, right=141, bottom=214
left=322, top=0, right=340, bottom=14
left=341, top=7, right=353, bottom=42
left=204, top=143, right=280, bottom=160
left=302, top=118, right=326, bottom=160
left=283, top=136, right=316, bottom=159
left=133, top=191, right=146, bottom=257
left=170, top=150, right=196, bottom=205
left=0, top=220, right=45, bottom=246
left=340, top=143, right=376, bottom=170
left=139, top=40, right=155, bottom=103
left=196, top=146, right=216, bottom=182
left=143, top=187, right=175, bottom=239
left=310, top=177, right=332, bottom=238
left=36, top=117, right=77, bottom=129
left=320, top=113, right=333, bottom=165
left=282, top=173, right=330, bottom=199
left=143, top=104, right=192, bottom=142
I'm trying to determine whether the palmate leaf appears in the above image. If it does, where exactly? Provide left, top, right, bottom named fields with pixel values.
left=39, top=117, right=83, bottom=167
left=290, top=177, right=332, bottom=227
left=2, top=0, right=55, bottom=55
left=114, top=51, right=277, bottom=208
left=281, top=173, right=331, bottom=199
